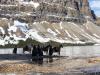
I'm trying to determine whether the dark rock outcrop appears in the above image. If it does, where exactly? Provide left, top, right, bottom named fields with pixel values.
left=0, top=0, right=96, bottom=23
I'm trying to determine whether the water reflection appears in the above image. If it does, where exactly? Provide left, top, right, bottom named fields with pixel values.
left=32, top=56, right=43, bottom=65
left=49, top=57, right=53, bottom=63
left=32, top=56, right=54, bottom=65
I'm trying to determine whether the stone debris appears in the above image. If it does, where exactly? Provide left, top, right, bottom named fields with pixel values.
left=0, top=57, right=99, bottom=74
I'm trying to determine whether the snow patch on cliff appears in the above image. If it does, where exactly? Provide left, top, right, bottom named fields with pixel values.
left=47, top=28, right=57, bottom=36
left=19, top=1, right=39, bottom=8
left=27, top=29, right=50, bottom=43
left=0, top=27, right=5, bottom=34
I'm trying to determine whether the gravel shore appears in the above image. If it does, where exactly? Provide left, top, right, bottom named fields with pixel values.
left=0, top=56, right=100, bottom=74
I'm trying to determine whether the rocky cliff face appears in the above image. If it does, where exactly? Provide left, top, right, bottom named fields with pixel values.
left=0, top=0, right=99, bottom=45
left=79, top=0, right=96, bottom=20
left=31, top=0, right=95, bottom=21
left=0, top=0, right=96, bottom=22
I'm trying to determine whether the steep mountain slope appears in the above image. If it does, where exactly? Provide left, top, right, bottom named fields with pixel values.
left=25, top=21, right=100, bottom=43
left=0, top=0, right=99, bottom=45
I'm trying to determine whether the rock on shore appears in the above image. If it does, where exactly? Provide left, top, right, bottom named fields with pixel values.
left=0, top=57, right=100, bottom=74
